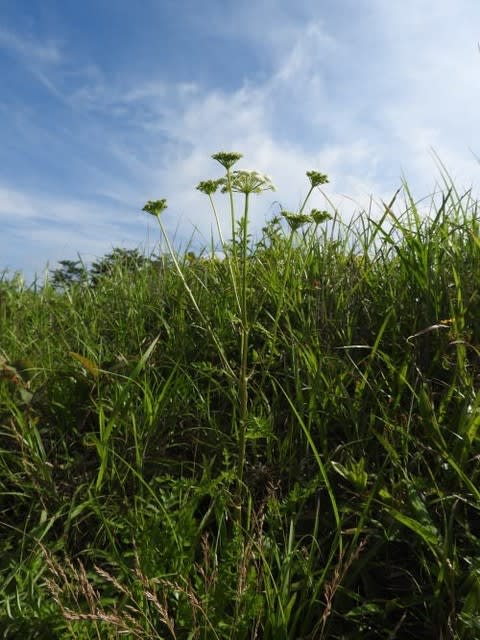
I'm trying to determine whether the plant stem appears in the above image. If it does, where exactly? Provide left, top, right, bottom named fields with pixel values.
left=155, top=216, right=235, bottom=380
left=207, top=192, right=240, bottom=314
left=226, top=168, right=237, bottom=260
left=236, top=191, right=251, bottom=521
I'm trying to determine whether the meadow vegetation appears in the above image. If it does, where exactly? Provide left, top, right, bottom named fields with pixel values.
left=1, top=152, right=480, bottom=638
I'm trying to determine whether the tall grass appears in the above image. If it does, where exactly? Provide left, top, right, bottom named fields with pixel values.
left=1, top=154, right=480, bottom=638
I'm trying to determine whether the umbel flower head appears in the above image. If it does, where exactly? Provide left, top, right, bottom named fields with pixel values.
left=306, top=171, right=329, bottom=188
left=196, top=179, right=223, bottom=196
left=212, top=151, right=243, bottom=170
left=142, top=199, right=168, bottom=217
left=222, top=170, right=276, bottom=195
left=310, top=208, right=332, bottom=224
left=281, top=211, right=313, bottom=231
left=281, top=209, right=332, bottom=231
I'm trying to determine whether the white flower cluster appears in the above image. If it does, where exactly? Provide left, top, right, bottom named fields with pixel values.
left=223, top=170, right=276, bottom=195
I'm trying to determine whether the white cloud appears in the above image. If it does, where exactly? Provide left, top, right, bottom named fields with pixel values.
left=0, top=186, right=37, bottom=218
left=0, top=26, right=63, bottom=64
left=0, top=183, right=152, bottom=277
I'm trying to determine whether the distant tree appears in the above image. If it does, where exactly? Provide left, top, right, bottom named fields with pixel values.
left=50, top=259, right=88, bottom=289
left=89, top=248, right=149, bottom=286
left=50, top=249, right=150, bottom=289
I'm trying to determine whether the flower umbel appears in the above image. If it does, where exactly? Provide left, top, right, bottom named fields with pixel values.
left=212, top=152, right=243, bottom=170
left=222, top=170, right=275, bottom=195
left=196, top=179, right=223, bottom=196
left=306, top=171, right=329, bottom=188
left=142, top=199, right=168, bottom=217
left=310, top=209, right=332, bottom=224
left=281, top=211, right=312, bottom=231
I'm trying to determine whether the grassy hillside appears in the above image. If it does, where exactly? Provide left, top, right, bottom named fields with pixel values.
left=1, top=153, right=480, bottom=638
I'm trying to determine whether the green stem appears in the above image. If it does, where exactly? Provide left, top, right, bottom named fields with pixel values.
left=226, top=168, right=237, bottom=259
left=260, top=186, right=316, bottom=384
left=156, top=217, right=235, bottom=380
left=298, top=185, right=314, bottom=215
left=208, top=193, right=240, bottom=314
left=236, top=192, right=251, bottom=520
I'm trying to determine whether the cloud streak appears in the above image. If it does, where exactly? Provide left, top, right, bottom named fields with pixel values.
left=0, top=26, right=63, bottom=64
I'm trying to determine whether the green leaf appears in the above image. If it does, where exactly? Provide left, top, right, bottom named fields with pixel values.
left=388, top=508, right=439, bottom=546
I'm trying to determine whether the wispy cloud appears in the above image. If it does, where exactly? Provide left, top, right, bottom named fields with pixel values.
left=0, top=182, right=150, bottom=274
left=0, top=26, right=63, bottom=64
left=0, top=186, right=37, bottom=220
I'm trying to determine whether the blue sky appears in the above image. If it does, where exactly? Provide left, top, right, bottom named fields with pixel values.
left=2, top=0, right=480, bottom=279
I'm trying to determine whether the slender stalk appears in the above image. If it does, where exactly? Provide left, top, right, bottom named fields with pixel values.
left=236, top=192, right=251, bottom=511
left=206, top=191, right=241, bottom=314
left=155, top=216, right=235, bottom=380
left=226, top=167, right=237, bottom=259
left=298, top=185, right=315, bottom=215
left=262, top=186, right=318, bottom=377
